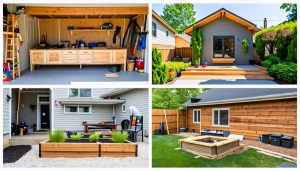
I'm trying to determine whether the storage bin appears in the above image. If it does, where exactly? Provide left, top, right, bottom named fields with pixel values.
left=281, top=136, right=294, bottom=148
left=270, top=134, right=283, bottom=146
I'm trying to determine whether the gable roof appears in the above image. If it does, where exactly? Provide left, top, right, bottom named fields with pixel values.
left=184, top=8, right=260, bottom=35
left=100, top=88, right=133, bottom=98
left=183, top=88, right=297, bottom=107
left=152, top=10, right=177, bottom=34
left=175, top=34, right=191, bottom=43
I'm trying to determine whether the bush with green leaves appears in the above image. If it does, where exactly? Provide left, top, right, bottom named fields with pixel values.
left=268, top=62, right=297, bottom=83
left=112, top=131, right=129, bottom=143
left=287, top=28, right=297, bottom=63
left=48, top=130, right=65, bottom=142
left=242, top=39, right=249, bottom=54
left=89, top=132, right=99, bottom=142
left=191, top=26, right=202, bottom=66
left=261, top=54, right=281, bottom=69
left=70, top=134, right=83, bottom=141
left=152, top=48, right=168, bottom=84
left=254, top=21, right=297, bottom=60
left=166, top=62, right=191, bottom=73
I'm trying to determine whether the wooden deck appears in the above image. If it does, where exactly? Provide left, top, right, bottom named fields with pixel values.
left=181, top=65, right=273, bottom=80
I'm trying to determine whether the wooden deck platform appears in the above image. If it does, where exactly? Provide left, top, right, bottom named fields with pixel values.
left=181, top=65, right=273, bottom=80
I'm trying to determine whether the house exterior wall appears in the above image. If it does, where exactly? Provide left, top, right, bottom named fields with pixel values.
left=152, top=17, right=176, bottom=47
left=3, top=89, right=11, bottom=148
left=114, top=89, right=149, bottom=131
left=187, top=99, right=297, bottom=142
left=200, top=17, right=254, bottom=65
left=52, top=88, right=115, bottom=131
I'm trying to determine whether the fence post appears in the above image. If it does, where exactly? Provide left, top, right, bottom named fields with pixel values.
left=177, top=110, right=179, bottom=133
left=164, top=109, right=169, bottom=135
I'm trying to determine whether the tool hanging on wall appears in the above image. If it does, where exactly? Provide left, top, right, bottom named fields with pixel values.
left=113, top=26, right=121, bottom=46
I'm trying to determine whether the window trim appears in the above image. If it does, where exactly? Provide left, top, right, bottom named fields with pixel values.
left=152, top=22, right=157, bottom=37
left=212, top=108, right=230, bottom=127
left=68, top=88, right=92, bottom=98
left=193, top=109, right=201, bottom=124
left=122, top=104, right=126, bottom=113
left=64, top=105, right=92, bottom=114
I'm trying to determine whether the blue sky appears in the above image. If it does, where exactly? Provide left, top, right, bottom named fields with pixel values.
left=152, top=3, right=288, bottom=28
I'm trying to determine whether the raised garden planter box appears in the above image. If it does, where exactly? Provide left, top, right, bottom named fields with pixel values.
left=100, top=140, right=138, bottom=157
left=39, top=140, right=99, bottom=158
left=39, top=139, right=138, bottom=158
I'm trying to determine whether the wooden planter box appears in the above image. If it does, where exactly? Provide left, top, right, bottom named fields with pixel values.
left=39, top=140, right=138, bottom=158
left=39, top=140, right=99, bottom=158
left=100, top=140, right=138, bottom=157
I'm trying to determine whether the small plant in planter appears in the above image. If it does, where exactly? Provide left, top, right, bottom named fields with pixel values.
left=89, top=132, right=100, bottom=142
left=112, top=131, right=129, bottom=143
left=242, top=38, right=249, bottom=54
left=201, top=58, right=207, bottom=68
left=48, top=130, right=65, bottom=142
left=70, top=133, right=83, bottom=141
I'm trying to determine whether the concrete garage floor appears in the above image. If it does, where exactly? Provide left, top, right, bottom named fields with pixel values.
left=4, top=142, right=149, bottom=168
left=5, top=66, right=148, bottom=85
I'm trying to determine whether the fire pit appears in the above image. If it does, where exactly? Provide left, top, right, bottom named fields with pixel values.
left=179, top=136, right=242, bottom=159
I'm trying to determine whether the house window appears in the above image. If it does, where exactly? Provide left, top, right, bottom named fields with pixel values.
left=213, top=109, right=229, bottom=126
left=64, top=105, right=92, bottom=114
left=152, top=22, right=157, bottom=37
left=166, top=30, right=169, bottom=37
left=69, top=88, right=91, bottom=97
left=193, top=109, right=201, bottom=123
left=38, top=96, right=49, bottom=102
left=122, top=104, right=126, bottom=112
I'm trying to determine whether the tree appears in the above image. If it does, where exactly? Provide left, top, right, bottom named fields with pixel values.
left=281, top=3, right=297, bottom=21
left=152, top=88, right=208, bottom=109
left=152, top=48, right=168, bottom=84
left=191, top=26, right=203, bottom=66
left=161, top=3, right=196, bottom=33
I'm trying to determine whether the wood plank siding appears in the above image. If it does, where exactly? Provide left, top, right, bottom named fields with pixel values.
left=187, top=99, right=297, bottom=142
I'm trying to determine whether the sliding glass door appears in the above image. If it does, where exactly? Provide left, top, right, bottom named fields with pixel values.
left=213, top=36, right=234, bottom=58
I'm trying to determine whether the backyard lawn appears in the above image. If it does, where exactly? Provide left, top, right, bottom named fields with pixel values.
left=152, top=135, right=289, bottom=167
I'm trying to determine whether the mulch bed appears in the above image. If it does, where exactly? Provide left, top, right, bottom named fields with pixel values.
left=3, top=145, right=32, bottom=163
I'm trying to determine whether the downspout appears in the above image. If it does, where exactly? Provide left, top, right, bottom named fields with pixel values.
left=16, top=88, right=21, bottom=125
left=113, top=105, right=116, bottom=124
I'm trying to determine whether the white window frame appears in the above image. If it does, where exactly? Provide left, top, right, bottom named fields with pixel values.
left=193, top=109, right=201, bottom=123
left=152, top=22, right=157, bottom=37
left=122, top=104, right=126, bottom=113
left=64, top=105, right=92, bottom=114
left=68, top=88, right=92, bottom=98
left=212, top=108, right=230, bottom=127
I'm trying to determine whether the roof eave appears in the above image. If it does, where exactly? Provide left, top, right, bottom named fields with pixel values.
left=152, top=10, right=177, bottom=34
left=183, top=92, right=297, bottom=107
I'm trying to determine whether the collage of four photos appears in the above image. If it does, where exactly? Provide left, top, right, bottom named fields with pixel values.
left=1, top=0, right=298, bottom=169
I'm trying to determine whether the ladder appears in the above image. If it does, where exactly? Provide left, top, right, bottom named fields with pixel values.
left=4, top=14, right=21, bottom=80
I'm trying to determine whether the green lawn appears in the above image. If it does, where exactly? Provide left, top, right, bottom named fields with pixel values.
left=152, top=135, right=289, bottom=167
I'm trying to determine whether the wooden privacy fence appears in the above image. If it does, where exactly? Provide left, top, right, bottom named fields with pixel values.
left=175, top=47, right=192, bottom=58
left=152, top=109, right=186, bottom=134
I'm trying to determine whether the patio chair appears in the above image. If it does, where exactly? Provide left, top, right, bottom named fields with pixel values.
left=121, top=119, right=130, bottom=131
left=127, top=115, right=143, bottom=142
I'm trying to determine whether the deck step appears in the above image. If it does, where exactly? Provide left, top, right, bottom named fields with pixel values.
left=181, top=70, right=268, bottom=76
left=180, top=75, right=274, bottom=80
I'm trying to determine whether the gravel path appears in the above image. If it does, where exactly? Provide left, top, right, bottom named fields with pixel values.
left=4, top=142, right=149, bottom=168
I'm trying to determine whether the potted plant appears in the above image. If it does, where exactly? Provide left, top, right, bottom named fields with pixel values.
left=201, top=58, right=207, bottom=68
left=168, top=68, right=175, bottom=78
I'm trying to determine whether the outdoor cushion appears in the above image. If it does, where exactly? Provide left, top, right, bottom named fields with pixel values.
left=228, top=134, right=244, bottom=141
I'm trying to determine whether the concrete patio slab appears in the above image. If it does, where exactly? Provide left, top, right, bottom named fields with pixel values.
left=5, top=66, right=148, bottom=85
left=173, top=79, right=277, bottom=85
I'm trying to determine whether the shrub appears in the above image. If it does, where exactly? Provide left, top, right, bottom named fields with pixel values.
left=70, top=134, right=83, bottom=141
left=255, top=36, right=265, bottom=59
left=261, top=54, right=281, bottom=69
left=276, top=36, right=290, bottom=60
left=166, top=62, right=191, bottom=73
left=191, top=26, right=202, bottom=65
left=89, top=133, right=99, bottom=142
left=112, top=131, right=129, bottom=143
left=242, top=39, right=249, bottom=54
left=152, top=48, right=168, bottom=84
left=48, top=130, right=65, bottom=142
left=268, top=62, right=297, bottom=83
left=287, top=28, right=297, bottom=63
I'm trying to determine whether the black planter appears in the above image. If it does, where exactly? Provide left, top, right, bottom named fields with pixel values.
left=176, top=72, right=181, bottom=77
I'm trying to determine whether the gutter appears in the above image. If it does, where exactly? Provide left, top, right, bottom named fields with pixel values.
left=183, top=92, right=297, bottom=107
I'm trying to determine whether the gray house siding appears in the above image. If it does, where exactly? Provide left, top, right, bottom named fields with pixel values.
left=152, top=17, right=176, bottom=46
left=3, top=89, right=11, bottom=148
left=114, top=89, right=149, bottom=131
left=200, top=17, right=254, bottom=65
left=52, top=88, right=115, bottom=131
left=3, top=89, right=11, bottom=135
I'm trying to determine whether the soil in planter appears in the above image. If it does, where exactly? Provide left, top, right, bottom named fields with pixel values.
left=3, top=145, right=32, bottom=163
left=65, top=138, right=113, bottom=143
